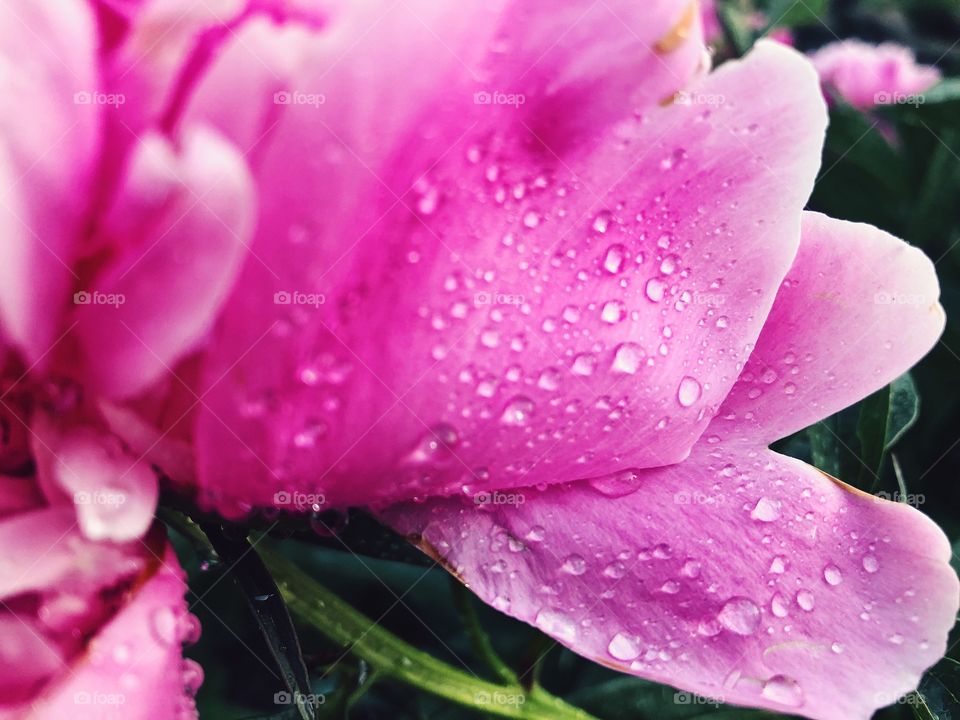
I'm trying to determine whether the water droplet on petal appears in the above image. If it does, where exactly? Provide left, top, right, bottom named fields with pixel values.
left=762, top=675, right=803, bottom=707
left=717, top=597, right=761, bottom=635
left=608, top=633, right=641, bottom=661
left=501, top=396, right=535, bottom=426
left=750, top=497, right=780, bottom=522
left=677, top=377, right=701, bottom=407
left=561, top=554, right=587, bottom=576
left=796, top=590, right=815, bottom=612
left=862, top=555, right=879, bottom=573
left=823, top=564, right=843, bottom=586
left=535, top=609, right=577, bottom=643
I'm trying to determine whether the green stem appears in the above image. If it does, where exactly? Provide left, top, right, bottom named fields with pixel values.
left=257, top=544, right=597, bottom=720
left=450, top=579, right=518, bottom=685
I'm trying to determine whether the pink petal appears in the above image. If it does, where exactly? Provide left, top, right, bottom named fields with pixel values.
left=0, top=507, right=145, bottom=599
left=810, top=40, right=941, bottom=110
left=384, top=443, right=959, bottom=720
left=712, top=212, right=944, bottom=444
left=73, top=126, right=255, bottom=399
left=0, top=474, right=43, bottom=518
left=196, top=40, right=825, bottom=513
left=0, top=616, right=65, bottom=705
left=24, top=545, right=202, bottom=720
left=0, top=0, right=99, bottom=365
left=31, top=414, right=159, bottom=543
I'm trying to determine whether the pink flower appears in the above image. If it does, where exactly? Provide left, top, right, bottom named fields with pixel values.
left=0, top=403, right=201, bottom=718
left=1, top=2, right=956, bottom=720
left=0, top=0, right=212, bottom=714
left=810, top=39, right=941, bottom=109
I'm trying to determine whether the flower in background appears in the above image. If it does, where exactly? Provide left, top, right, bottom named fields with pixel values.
left=810, top=39, right=941, bottom=109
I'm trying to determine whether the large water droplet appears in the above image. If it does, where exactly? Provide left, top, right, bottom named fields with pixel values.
left=862, top=555, right=879, bottom=573
left=611, top=343, right=643, bottom=375
left=750, top=497, right=780, bottom=522
left=602, top=244, right=627, bottom=274
left=823, top=564, right=843, bottom=586
left=717, top=597, right=761, bottom=635
left=561, top=554, right=587, bottom=576
left=501, top=396, right=535, bottom=426
left=796, top=590, right=815, bottom=612
left=535, top=609, right=577, bottom=642
left=677, top=376, right=702, bottom=407
left=572, top=353, right=598, bottom=377
left=608, top=633, right=641, bottom=661
left=762, top=675, right=803, bottom=707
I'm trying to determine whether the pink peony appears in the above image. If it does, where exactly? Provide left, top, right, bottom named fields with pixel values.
left=0, top=1, right=956, bottom=719
left=810, top=39, right=942, bottom=109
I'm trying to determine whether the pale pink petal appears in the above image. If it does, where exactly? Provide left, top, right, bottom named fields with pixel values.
left=31, top=415, right=159, bottom=543
left=0, top=616, right=65, bottom=705
left=0, top=507, right=145, bottom=599
left=196, top=40, right=825, bottom=513
left=24, top=546, right=202, bottom=720
left=384, top=443, right=959, bottom=720
left=810, top=40, right=941, bottom=109
left=73, top=126, right=255, bottom=400
left=712, top=212, right=944, bottom=444
left=0, top=0, right=99, bottom=365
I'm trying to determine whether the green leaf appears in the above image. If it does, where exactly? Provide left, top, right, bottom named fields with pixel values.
left=857, top=374, right=920, bottom=486
left=921, top=78, right=960, bottom=105
left=808, top=417, right=842, bottom=477
left=258, top=543, right=599, bottom=720
left=764, top=0, right=828, bottom=27
left=202, top=524, right=319, bottom=720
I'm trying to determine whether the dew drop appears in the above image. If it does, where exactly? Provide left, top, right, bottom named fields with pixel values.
left=823, top=564, right=843, bottom=586
left=762, top=675, right=803, bottom=707
left=717, top=597, right=761, bottom=635
left=750, top=497, right=780, bottom=522
left=535, top=609, right=577, bottom=642
left=862, top=555, right=879, bottom=573
left=501, top=396, right=535, bottom=426
left=608, top=633, right=641, bottom=661
left=677, top=376, right=702, bottom=407
left=561, top=554, right=588, bottom=576
left=796, top=590, right=815, bottom=612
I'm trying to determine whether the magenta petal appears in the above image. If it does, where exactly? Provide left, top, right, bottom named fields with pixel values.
left=74, top=126, right=255, bottom=399
left=196, top=40, right=826, bottom=513
left=384, top=444, right=958, bottom=720
left=0, top=0, right=99, bottom=365
left=26, top=546, right=201, bottom=720
left=712, top=212, right=944, bottom=444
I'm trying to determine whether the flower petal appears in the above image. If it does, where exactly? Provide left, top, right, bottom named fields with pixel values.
left=712, top=212, right=944, bottom=444
left=73, top=125, right=255, bottom=400
left=0, top=0, right=99, bottom=365
left=196, top=40, right=826, bottom=512
left=384, top=443, right=958, bottom=720
left=24, top=545, right=202, bottom=720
